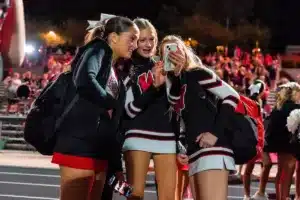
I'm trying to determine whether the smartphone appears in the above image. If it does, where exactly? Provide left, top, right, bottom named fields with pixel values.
left=163, top=43, right=178, bottom=71
left=108, top=175, right=133, bottom=197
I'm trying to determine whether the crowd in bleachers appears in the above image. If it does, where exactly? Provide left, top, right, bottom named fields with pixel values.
left=202, top=46, right=287, bottom=116
left=2, top=53, right=73, bottom=114
left=203, top=47, right=281, bottom=91
left=1, top=45, right=286, bottom=116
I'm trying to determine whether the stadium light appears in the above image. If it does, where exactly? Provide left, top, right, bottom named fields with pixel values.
left=25, top=44, right=35, bottom=54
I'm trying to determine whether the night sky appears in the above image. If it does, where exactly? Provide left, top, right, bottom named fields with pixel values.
left=24, top=0, right=300, bottom=51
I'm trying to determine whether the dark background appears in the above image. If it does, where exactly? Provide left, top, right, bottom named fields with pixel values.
left=23, top=0, right=300, bottom=52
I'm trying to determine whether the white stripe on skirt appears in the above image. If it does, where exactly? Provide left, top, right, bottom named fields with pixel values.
left=188, top=147, right=236, bottom=176
left=122, top=130, right=176, bottom=154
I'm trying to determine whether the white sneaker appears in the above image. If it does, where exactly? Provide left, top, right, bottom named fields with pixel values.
left=251, top=192, right=269, bottom=200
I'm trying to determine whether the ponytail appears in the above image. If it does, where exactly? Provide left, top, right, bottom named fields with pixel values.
left=84, top=25, right=105, bottom=45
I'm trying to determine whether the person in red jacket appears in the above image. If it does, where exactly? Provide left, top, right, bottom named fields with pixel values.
left=0, top=0, right=25, bottom=79
left=242, top=80, right=266, bottom=200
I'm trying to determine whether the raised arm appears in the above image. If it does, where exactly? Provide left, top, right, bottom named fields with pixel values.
left=124, top=72, right=161, bottom=118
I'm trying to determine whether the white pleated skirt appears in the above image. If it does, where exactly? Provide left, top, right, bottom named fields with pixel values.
left=122, top=129, right=176, bottom=154
left=188, top=147, right=236, bottom=176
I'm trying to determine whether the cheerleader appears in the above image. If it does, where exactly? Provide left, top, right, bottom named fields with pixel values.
left=122, top=18, right=182, bottom=200
left=51, top=17, right=139, bottom=200
left=264, top=82, right=300, bottom=200
left=163, top=35, right=239, bottom=200
left=286, top=93, right=300, bottom=200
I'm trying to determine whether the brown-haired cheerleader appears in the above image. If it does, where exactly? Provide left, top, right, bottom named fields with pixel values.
left=52, top=17, right=139, bottom=200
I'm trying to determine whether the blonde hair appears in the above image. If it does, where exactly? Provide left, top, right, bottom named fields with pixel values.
left=133, top=18, right=157, bottom=39
left=159, top=35, right=202, bottom=70
left=133, top=18, right=158, bottom=54
left=276, top=86, right=300, bottom=109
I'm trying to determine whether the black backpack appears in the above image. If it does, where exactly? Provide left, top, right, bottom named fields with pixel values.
left=23, top=40, right=99, bottom=155
left=24, top=71, right=78, bottom=155
left=228, top=110, right=259, bottom=164
left=184, top=70, right=259, bottom=165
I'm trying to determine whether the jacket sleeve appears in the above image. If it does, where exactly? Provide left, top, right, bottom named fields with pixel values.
left=166, top=73, right=181, bottom=105
left=124, top=74, right=161, bottom=118
left=73, top=47, right=117, bottom=109
left=195, top=67, right=240, bottom=139
left=176, top=118, right=187, bottom=154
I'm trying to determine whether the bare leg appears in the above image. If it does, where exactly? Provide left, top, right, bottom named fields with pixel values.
left=59, top=166, right=106, bottom=200
left=153, top=154, right=177, bottom=200
left=193, top=169, right=229, bottom=200
left=124, top=151, right=151, bottom=200
left=243, top=162, right=255, bottom=197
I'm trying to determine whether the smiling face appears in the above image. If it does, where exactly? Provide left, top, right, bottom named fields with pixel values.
left=136, top=28, right=157, bottom=58
left=111, top=25, right=140, bottom=59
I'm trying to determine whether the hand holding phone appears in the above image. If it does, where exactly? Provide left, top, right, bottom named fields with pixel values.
left=164, top=44, right=186, bottom=77
left=163, top=43, right=178, bottom=72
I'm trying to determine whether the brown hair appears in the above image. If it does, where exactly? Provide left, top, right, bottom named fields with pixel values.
left=84, top=16, right=135, bottom=45
left=84, top=26, right=105, bottom=44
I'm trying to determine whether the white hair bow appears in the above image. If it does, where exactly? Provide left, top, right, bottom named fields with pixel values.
left=86, top=13, right=116, bottom=32
left=100, top=13, right=116, bottom=23
left=86, top=20, right=100, bottom=31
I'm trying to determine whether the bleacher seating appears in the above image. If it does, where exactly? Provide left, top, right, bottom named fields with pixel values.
left=0, top=115, right=34, bottom=151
